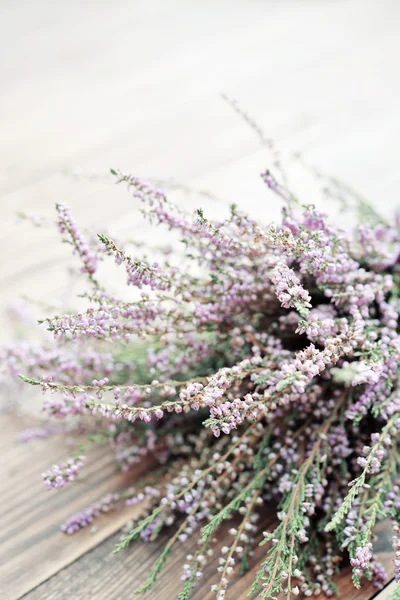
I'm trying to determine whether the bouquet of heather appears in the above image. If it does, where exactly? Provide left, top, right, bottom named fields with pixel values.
left=4, top=167, right=400, bottom=599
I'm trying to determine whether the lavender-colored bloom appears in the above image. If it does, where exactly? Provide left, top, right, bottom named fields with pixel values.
left=350, top=543, right=372, bottom=570
left=42, top=456, right=85, bottom=490
left=56, top=203, right=98, bottom=276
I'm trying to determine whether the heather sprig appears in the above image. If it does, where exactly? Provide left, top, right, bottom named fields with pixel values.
left=56, top=202, right=101, bottom=287
left=42, top=455, right=85, bottom=490
left=325, top=415, right=400, bottom=534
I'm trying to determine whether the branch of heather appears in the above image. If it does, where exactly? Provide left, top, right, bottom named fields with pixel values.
left=5, top=165, right=400, bottom=600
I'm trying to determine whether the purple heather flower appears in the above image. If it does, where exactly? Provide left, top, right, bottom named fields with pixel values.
left=42, top=456, right=85, bottom=490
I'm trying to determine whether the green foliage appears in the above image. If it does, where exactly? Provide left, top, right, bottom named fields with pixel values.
left=324, top=473, right=367, bottom=534
left=252, top=399, right=345, bottom=599
left=390, top=584, right=400, bottom=600
left=18, top=374, right=40, bottom=385
left=114, top=507, right=163, bottom=553
left=97, top=232, right=109, bottom=245
left=325, top=415, right=398, bottom=533
left=134, top=541, right=175, bottom=594
left=201, top=468, right=267, bottom=545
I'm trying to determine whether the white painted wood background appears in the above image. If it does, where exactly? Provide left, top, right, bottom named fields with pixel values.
left=1, top=0, right=400, bottom=341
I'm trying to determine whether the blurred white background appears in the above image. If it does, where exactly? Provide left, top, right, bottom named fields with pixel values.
left=1, top=0, right=399, bottom=340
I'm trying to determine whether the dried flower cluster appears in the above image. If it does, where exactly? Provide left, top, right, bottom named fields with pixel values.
left=3, top=165, right=400, bottom=599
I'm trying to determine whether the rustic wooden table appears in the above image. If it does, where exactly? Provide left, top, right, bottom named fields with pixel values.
left=1, top=1, right=400, bottom=598
left=0, top=413, right=395, bottom=600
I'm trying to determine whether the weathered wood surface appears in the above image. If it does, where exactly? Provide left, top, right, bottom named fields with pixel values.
left=1, top=0, right=400, bottom=598
left=0, top=414, right=148, bottom=600
left=21, top=520, right=394, bottom=600
left=0, top=408, right=395, bottom=600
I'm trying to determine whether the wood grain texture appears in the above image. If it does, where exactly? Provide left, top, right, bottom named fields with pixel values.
left=1, top=408, right=394, bottom=600
left=21, top=518, right=393, bottom=600
left=0, top=414, right=148, bottom=600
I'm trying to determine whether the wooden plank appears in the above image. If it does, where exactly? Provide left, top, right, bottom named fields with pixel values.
left=0, top=414, right=148, bottom=600
left=21, top=511, right=393, bottom=600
